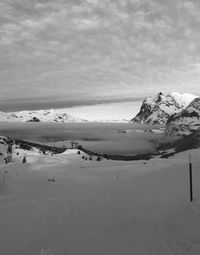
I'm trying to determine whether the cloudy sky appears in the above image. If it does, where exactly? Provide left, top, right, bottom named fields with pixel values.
left=1, top=0, right=200, bottom=106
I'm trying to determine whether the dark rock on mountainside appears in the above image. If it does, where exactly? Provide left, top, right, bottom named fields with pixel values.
left=26, top=117, right=40, bottom=122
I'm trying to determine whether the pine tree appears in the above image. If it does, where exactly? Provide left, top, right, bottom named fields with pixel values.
left=22, top=156, right=26, bottom=164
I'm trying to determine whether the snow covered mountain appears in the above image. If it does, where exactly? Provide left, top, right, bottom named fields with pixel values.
left=131, top=92, right=197, bottom=125
left=165, top=97, right=200, bottom=135
left=0, top=109, right=87, bottom=123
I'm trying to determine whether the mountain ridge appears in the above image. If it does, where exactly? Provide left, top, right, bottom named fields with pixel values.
left=0, top=109, right=87, bottom=123
left=131, top=92, right=197, bottom=125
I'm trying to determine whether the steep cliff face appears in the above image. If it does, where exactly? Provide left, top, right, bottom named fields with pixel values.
left=165, top=97, right=200, bottom=135
left=131, top=92, right=197, bottom=125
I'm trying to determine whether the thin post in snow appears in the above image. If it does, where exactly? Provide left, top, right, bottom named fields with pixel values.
left=189, top=154, right=193, bottom=202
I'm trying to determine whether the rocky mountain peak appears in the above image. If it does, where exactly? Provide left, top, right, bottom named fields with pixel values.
left=131, top=92, right=196, bottom=125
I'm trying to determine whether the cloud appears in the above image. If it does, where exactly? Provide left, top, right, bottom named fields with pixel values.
left=1, top=0, right=200, bottom=101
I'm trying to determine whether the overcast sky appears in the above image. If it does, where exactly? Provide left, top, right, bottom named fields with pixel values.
left=1, top=0, right=200, bottom=104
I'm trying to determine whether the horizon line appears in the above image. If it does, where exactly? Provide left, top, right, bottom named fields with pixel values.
left=0, top=96, right=144, bottom=112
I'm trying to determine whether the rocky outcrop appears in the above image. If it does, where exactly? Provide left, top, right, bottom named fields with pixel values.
left=27, top=117, right=40, bottom=122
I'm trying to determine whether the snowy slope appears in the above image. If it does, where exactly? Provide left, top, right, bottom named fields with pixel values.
left=0, top=109, right=87, bottom=123
left=131, top=92, right=197, bottom=125
left=171, top=92, right=197, bottom=108
left=1, top=139, right=200, bottom=254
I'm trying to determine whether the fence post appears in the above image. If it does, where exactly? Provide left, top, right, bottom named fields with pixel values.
left=189, top=154, right=193, bottom=202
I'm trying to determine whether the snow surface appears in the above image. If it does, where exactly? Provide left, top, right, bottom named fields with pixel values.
left=171, top=92, right=198, bottom=108
left=1, top=138, right=200, bottom=254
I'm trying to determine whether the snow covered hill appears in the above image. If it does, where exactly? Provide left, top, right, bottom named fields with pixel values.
left=2, top=132, right=200, bottom=254
left=165, top=97, right=200, bottom=135
left=131, top=92, right=197, bottom=125
left=0, top=109, right=87, bottom=123
left=0, top=135, right=68, bottom=165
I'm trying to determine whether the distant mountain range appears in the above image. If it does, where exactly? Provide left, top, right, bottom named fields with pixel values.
left=0, top=108, right=129, bottom=123
left=1, top=92, right=200, bottom=136
left=0, top=109, right=87, bottom=123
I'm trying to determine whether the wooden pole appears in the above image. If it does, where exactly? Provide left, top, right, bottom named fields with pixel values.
left=189, top=154, right=193, bottom=202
